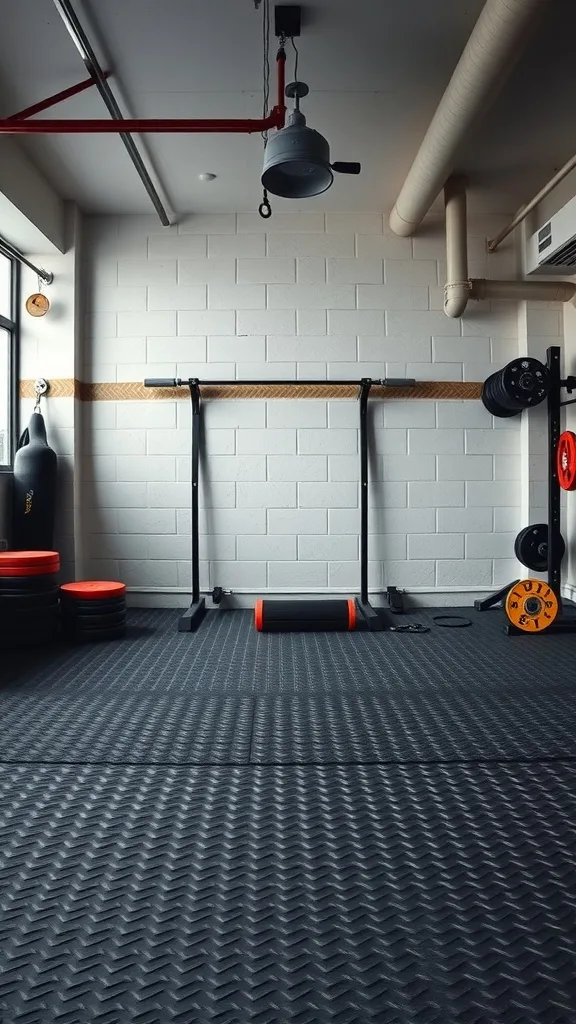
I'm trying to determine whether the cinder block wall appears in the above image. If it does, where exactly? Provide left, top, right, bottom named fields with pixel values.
left=78, top=211, right=563, bottom=604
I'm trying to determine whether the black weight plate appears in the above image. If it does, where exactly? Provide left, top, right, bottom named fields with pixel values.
left=61, top=610, right=126, bottom=628
left=514, top=525, right=536, bottom=568
left=0, top=591, right=59, bottom=609
left=514, top=523, right=565, bottom=572
left=0, top=630, right=56, bottom=647
left=481, top=374, right=517, bottom=418
left=60, top=596, right=127, bottom=614
left=64, top=619, right=127, bottom=634
left=1, top=598, right=60, bottom=615
left=515, top=524, right=546, bottom=571
left=501, top=358, right=549, bottom=409
left=491, top=369, right=516, bottom=412
left=0, top=615, right=58, bottom=632
left=0, top=576, right=58, bottom=593
left=0, top=609, right=59, bottom=628
left=64, top=624, right=126, bottom=643
left=0, top=628, right=57, bottom=648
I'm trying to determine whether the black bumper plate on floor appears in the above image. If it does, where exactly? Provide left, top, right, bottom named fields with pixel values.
left=1, top=762, right=576, bottom=1023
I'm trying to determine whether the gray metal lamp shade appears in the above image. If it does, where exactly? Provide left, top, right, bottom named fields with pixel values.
left=262, top=110, right=334, bottom=199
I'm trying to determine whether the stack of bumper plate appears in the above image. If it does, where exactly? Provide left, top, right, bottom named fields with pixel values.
left=0, top=551, right=60, bottom=648
left=60, top=581, right=127, bottom=642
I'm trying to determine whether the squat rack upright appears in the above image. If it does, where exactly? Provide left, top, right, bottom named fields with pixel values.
left=144, top=375, right=416, bottom=632
left=476, top=345, right=576, bottom=634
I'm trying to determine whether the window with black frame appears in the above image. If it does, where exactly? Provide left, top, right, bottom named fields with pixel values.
left=0, top=252, right=18, bottom=469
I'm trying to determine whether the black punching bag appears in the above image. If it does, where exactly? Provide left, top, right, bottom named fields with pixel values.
left=13, top=411, right=57, bottom=550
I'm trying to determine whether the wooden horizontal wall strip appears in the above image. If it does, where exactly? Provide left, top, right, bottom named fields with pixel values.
left=20, top=378, right=76, bottom=399
left=21, top=379, right=484, bottom=401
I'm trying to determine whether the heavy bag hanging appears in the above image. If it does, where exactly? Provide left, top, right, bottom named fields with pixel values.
left=13, top=412, right=57, bottom=550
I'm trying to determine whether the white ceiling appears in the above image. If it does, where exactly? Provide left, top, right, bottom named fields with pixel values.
left=0, top=0, right=574, bottom=218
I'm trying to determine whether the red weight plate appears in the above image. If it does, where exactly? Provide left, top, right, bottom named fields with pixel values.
left=60, top=580, right=126, bottom=600
left=0, top=550, right=60, bottom=568
left=557, top=431, right=576, bottom=491
left=347, top=598, right=356, bottom=631
left=254, top=599, right=263, bottom=632
left=0, top=563, right=59, bottom=577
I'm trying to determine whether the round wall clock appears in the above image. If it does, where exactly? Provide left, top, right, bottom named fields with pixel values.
left=25, top=293, right=50, bottom=317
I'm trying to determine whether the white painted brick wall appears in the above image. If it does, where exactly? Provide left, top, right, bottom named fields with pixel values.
left=298, top=429, right=357, bottom=455
left=148, top=286, right=207, bottom=310
left=237, top=429, right=296, bottom=454
left=82, top=211, right=532, bottom=595
left=267, top=455, right=327, bottom=481
left=237, top=483, right=296, bottom=507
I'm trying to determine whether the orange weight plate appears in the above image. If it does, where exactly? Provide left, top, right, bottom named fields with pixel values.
left=505, top=578, right=558, bottom=633
left=0, top=550, right=60, bottom=568
left=0, top=563, right=59, bottom=577
left=557, top=431, right=576, bottom=491
left=60, top=581, right=126, bottom=601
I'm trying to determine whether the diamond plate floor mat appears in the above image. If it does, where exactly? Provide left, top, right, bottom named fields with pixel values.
left=249, top=690, right=576, bottom=764
left=1, top=762, right=576, bottom=1023
left=3, top=606, right=576, bottom=699
left=0, top=694, right=254, bottom=764
left=3, top=608, right=576, bottom=767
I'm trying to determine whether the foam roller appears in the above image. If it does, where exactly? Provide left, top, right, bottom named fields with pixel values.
left=254, top=599, right=356, bottom=632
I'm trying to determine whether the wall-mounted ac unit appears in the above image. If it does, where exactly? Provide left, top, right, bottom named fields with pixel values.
left=526, top=194, right=576, bottom=275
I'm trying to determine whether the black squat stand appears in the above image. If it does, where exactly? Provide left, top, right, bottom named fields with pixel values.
left=178, top=380, right=207, bottom=632
left=144, top=377, right=223, bottom=631
left=476, top=346, right=576, bottom=635
left=357, top=378, right=385, bottom=630
left=145, top=374, right=416, bottom=633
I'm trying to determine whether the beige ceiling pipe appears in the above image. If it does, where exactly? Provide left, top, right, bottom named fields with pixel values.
left=488, top=153, right=576, bottom=251
left=444, top=176, right=471, bottom=318
left=389, top=0, right=543, bottom=237
left=442, top=176, right=576, bottom=317
left=470, top=279, right=576, bottom=302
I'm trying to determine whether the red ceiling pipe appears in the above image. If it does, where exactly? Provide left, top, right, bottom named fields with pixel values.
left=276, top=45, right=285, bottom=122
left=0, top=51, right=286, bottom=134
left=7, top=73, right=110, bottom=120
left=0, top=114, right=283, bottom=133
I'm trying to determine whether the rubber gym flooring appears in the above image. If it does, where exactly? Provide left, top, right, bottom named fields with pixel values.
left=1, top=607, right=576, bottom=1022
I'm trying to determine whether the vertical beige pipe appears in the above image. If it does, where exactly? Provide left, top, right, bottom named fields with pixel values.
left=444, top=176, right=470, bottom=318
left=389, top=0, right=543, bottom=237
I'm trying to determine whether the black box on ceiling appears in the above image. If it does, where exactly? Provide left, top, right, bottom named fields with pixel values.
left=275, top=5, right=301, bottom=38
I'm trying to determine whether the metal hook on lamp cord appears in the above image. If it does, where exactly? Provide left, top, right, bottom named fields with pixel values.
left=258, top=189, right=272, bottom=218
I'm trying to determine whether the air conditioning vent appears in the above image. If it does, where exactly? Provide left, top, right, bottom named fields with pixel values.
left=540, top=236, right=576, bottom=268
left=538, top=222, right=552, bottom=253
left=526, top=194, right=576, bottom=275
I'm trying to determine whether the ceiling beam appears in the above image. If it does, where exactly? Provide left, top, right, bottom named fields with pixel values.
left=52, top=0, right=172, bottom=226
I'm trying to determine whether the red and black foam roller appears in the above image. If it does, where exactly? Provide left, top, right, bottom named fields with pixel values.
left=254, top=599, right=356, bottom=633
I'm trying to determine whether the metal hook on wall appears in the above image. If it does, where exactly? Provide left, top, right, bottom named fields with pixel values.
left=33, top=378, right=49, bottom=413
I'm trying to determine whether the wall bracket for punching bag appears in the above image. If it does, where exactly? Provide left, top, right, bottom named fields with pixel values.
left=13, top=411, right=58, bottom=551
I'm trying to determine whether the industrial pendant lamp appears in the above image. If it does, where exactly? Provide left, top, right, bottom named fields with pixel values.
left=262, top=81, right=360, bottom=199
